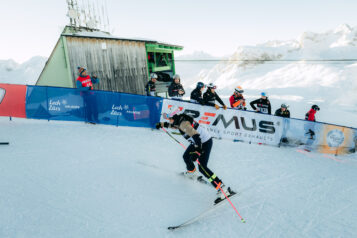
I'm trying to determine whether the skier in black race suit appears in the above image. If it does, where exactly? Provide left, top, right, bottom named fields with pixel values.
left=156, top=113, right=234, bottom=203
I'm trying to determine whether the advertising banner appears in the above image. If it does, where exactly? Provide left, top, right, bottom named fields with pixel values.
left=161, top=99, right=284, bottom=146
left=0, top=84, right=27, bottom=118
left=26, top=86, right=162, bottom=128
left=160, top=99, right=357, bottom=155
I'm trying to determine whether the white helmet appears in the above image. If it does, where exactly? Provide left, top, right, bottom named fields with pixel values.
left=207, top=83, right=217, bottom=89
left=150, top=73, right=158, bottom=79
left=173, top=74, right=180, bottom=80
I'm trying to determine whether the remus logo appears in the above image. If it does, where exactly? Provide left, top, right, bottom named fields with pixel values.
left=0, top=88, right=5, bottom=104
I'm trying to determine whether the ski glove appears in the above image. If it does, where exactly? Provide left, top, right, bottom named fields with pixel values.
left=155, top=122, right=169, bottom=129
left=223, top=105, right=227, bottom=110
left=214, top=104, right=220, bottom=110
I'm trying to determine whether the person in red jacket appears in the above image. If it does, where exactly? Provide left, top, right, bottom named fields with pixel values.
left=76, top=67, right=100, bottom=90
left=304, top=105, right=320, bottom=151
left=305, top=105, right=320, bottom=121
left=229, top=86, right=246, bottom=110
left=76, top=67, right=100, bottom=124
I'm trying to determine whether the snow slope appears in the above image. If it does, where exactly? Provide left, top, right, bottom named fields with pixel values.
left=0, top=56, right=47, bottom=85
left=1, top=117, right=356, bottom=237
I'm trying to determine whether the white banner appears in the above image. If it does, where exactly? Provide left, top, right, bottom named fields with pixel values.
left=161, top=99, right=284, bottom=146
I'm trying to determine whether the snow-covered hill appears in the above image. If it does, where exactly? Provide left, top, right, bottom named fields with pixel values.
left=175, top=24, right=357, bottom=126
left=0, top=117, right=356, bottom=237
left=0, top=56, right=47, bottom=85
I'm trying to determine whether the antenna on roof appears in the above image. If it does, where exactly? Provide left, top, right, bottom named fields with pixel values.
left=66, top=0, right=110, bottom=32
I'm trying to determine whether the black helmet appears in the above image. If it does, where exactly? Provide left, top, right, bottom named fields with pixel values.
left=312, top=105, right=320, bottom=111
left=196, top=82, right=205, bottom=89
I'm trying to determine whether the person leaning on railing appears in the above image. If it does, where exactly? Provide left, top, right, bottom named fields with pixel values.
left=203, top=83, right=227, bottom=110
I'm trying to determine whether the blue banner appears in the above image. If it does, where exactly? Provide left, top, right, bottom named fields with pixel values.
left=26, top=86, right=163, bottom=128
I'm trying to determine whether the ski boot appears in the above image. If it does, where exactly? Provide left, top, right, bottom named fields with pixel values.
left=182, top=168, right=198, bottom=180
left=214, top=184, right=235, bottom=204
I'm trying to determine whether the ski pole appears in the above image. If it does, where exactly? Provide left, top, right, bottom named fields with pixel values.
left=161, top=127, right=246, bottom=223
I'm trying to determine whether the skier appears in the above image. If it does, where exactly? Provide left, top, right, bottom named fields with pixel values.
left=76, top=67, right=100, bottom=124
left=229, top=86, right=246, bottom=110
left=168, top=74, right=185, bottom=99
left=190, top=82, right=205, bottom=105
left=203, top=83, right=227, bottom=110
left=145, top=73, right=158, bottom=96
left=250, top=92, right=271, bottom=114
left=156, top=113, right=233, bottom=203
left=275, top=104, right=290, bottom=143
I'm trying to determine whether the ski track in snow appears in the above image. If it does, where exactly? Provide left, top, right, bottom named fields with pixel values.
left=0, top=117, right=356, bottom=237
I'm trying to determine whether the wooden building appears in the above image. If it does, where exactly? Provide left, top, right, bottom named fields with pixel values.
left=36, top=26, right=183, bottom=96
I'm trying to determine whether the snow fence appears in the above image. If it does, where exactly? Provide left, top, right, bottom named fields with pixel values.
left=0, top=83, right=356, bottom=155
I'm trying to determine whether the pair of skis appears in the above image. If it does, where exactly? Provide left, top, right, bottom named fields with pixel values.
left=0, top=142, right=9, bottom=145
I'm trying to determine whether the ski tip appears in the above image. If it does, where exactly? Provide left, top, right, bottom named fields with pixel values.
left=168, top=226, right=178, bottom=230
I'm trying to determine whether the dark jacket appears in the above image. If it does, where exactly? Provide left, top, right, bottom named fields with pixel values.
left=190, top=88, right=205, bottom=105
left=275, top=108, right=290, bottom=118
left=145, top=80, right=156, bottom=96
left=203, top=90, right=225, bottom=107
left=250, top=98, right=271, bottom=114
left=168, top=82, right=185, bottom=98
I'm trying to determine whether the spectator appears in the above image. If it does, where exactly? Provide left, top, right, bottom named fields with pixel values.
left=229, top=86, right=246, bottom=110
left=304, top=105, right=320, bottom=151
left=168, top=74, right=185, bottom=100
left=250, top=92, right=271, bottom=114
left=275, top=103, right=290, bottom=118
left=275, top=104, right=290, bottom=144
left=305, top=105, right=320, bottom=122
left=76, top=67, right=100, bottom=90
left=76, top=67, right=100, bottom=124
left=190, top=82, right=205, bottom=105
left=203, top=83, right=227, bottom=110
left=145, top=73, right=158, bottom=96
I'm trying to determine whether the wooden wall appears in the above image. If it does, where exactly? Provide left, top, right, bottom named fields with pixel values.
left=66, top=37, right=148, bottom=95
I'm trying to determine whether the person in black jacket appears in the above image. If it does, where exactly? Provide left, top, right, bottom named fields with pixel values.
left=275, top=104, right=290, bottom=143
left=145, top=73, right=158, bottom=96
left=250, top=92, right=271, bottom=114
left=275, top=104, right=290, bottom=118
left=190, top=82, right=205, bottom=105
left=203, top=83, right=227, bottom=110
left=168, top=74, right=185, bottom=99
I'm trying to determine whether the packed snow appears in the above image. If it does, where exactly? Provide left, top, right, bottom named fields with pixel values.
left=0, top=117, right=356, bottom=237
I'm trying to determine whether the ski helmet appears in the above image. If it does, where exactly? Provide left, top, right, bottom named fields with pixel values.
left=196, top=82, right=205, bottom=89
left=261, top=92, right=267, bottom=97
left=207, top=83, right=217, bottom=89
left=234, top=86, right=244, bottom=94
left=312, top=105, right=320, bottom=111
left=173, top=74, right=180, bottom=80
left=150, top=73, right=158, bottom=79
left=281, top=103, right=288, bottom=109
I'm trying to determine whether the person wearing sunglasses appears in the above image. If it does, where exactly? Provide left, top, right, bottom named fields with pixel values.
left=203, top=83, right=227, bottom=110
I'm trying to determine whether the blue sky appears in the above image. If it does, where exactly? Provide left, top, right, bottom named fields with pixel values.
left=1, top=0, right=356, bottom=63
